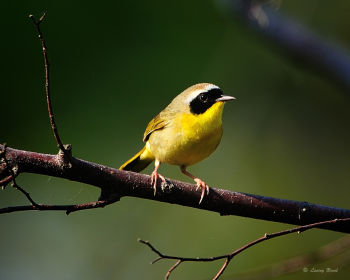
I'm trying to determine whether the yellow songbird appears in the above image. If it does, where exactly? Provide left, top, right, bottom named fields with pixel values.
left=120, top=83, right=235, bottom=203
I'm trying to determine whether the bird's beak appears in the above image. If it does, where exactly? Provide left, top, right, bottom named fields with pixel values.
left=216, top=95, right=236, bottom=102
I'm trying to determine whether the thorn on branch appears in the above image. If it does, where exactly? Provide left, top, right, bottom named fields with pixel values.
left=58, top=144, right=73, bottom=168
left=39, top=11, right=47, bottom=23
left=138, top=218, right=350, bottom=280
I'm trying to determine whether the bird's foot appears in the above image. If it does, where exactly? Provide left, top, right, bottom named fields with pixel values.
left=151, top=171, right=166, bottom=196
left=194, top=178, right=210, bottom=204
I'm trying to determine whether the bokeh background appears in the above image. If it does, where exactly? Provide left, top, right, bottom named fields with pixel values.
left=1, top=0, right=349, bottom=279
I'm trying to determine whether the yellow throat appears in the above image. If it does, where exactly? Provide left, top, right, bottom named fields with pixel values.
left=147, top=102, right=225, bottom=166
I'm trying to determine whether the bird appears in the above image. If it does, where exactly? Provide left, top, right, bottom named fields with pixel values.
left=120, top=83, right=235, bottom=203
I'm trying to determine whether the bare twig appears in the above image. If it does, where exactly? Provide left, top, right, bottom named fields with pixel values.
left=29, top=12, right=71, bottom=160
left=139, top=218, right=350, bottom=280
left=0, top=175, right=13, bottom=188
left=0, top=199, right=118, bottom=215
left=228, top=235, right=350, bottom=280
left=0, top=144, right=42, bottom=208
left=165, top=260, right=182, bottom=280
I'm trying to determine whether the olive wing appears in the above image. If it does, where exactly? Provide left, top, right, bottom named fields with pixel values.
left=143, top=113, right=169, bottom=142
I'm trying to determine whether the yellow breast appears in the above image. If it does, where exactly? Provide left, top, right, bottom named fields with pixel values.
left=148, top=102, right=225, bottom=166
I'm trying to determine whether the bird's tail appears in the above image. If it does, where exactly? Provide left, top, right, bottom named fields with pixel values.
left=120, top=145, right=154, bottom=172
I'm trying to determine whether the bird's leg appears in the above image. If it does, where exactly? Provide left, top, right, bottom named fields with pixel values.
left=151, top=159, right=166, bottom=196
left=180, top=166, right=209, bottom=204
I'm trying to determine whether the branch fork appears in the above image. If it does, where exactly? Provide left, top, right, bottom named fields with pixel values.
left=139, top=218, right=350, bottom=280
left=0, top=13, right=104, bottom=214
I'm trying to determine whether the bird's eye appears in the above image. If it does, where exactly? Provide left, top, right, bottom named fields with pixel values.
left=199, top=93, right=208, bottom=103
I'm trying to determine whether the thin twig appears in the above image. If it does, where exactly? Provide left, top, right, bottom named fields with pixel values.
left=1, top=144, right=42, bottom=208
left=12, top=183, right=42, bottom=208
left=214, top=258, right=231, bottom=280
left=227, top=235, right=350, bottom=280
left=0, top=175, right=12, bottom=188
left=0, top=199, right=118, bottom=215
left=165, top=260, right=181, bottom=280
left=139, top=218, right=350, bottom=280
left=29, top=12, right=71, bottom=160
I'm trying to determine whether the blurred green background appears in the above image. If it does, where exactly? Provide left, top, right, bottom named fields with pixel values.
left=1, top=0, right=349, bottom=279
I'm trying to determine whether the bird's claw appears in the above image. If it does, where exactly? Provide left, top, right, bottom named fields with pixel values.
left=194, top=178, right=210, bottom=204
left=151, top=171, right=166, bottom=196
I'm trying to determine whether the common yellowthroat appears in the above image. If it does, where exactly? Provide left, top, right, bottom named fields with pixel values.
left=120, top=83, right=235, bottom=203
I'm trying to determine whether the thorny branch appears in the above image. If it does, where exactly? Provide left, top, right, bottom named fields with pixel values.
left=139, top=218, right=350, bottom=280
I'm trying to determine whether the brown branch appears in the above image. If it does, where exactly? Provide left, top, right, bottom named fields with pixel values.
left=29, top=12, right=71, bottom=161
left=0, top=144, right=350, bottom=233
left=0, top=199, right=117, bottom=215
left=0, top=144, right=116, bottom=214
left=1, top=145, right=41, bottom=208
left=138, top=218, right=350, bottom=280
left=224, top=0, right=350, bottom=92
left=0, top=175, right=12, bottom=188
left=1, top=11, right=349, bottom=239
left=165, top=260, right=182, bottom=280
left=0, top=145, right=11, bottom=189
